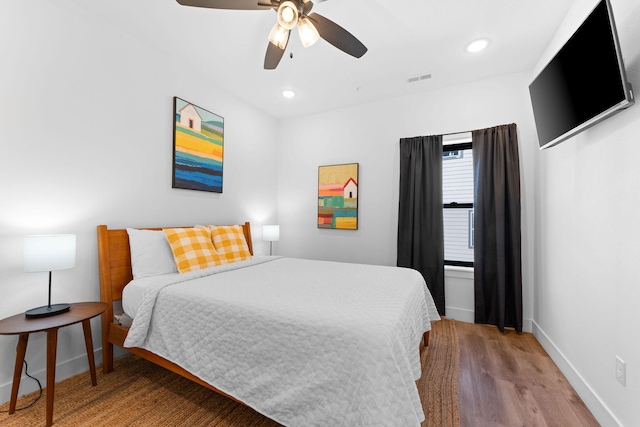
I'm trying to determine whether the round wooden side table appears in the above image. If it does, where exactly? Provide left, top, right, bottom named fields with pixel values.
left=0, top=302, right=108, bottom=426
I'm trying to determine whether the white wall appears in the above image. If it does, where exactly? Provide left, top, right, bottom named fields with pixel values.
left=0, top=0, right=279, bottom=403
left=276, top=71, right=539, bottom=332
left=532, top=0, right=640, bottom=425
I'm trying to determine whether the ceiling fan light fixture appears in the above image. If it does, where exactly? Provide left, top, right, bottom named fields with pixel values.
left=277, top=1, right=299, bottom=30
left=297, top=16, right=319, bottom=48
left=268, top=23, right=290, bottom=49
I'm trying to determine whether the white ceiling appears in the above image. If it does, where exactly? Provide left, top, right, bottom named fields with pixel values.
left=78, top=0, right=575, bottom=119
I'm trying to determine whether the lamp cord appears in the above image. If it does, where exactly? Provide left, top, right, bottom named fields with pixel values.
left=0, top=360, right=43, bottom=412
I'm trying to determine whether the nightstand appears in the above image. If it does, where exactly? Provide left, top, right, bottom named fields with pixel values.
left=0, top=302, right=108, bottom=426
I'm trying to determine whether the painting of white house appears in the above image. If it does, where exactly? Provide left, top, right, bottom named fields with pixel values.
left=172, top=97, right=224, bottom=193
left=318, top=163, right=358, bottom=229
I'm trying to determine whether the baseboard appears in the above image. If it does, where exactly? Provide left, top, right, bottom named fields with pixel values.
left=444, top=306, right=475, bottom=323
left=0, top=348, right=103, bottom=406
left=532, top=321, right=622, bottom=427
left=445, top=306, right=533, bottom=333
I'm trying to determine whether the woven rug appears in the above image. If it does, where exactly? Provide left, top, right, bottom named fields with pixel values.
left=418, top=318, right=461, bottom=427
left=0, top=319, right=459, bottom=427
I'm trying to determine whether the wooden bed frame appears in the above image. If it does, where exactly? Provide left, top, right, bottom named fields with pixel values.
left=97, top=221, right=428, bottom=406
left=97, top=222, right=253, bottom=402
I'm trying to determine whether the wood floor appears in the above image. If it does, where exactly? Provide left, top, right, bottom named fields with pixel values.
left=456, top=321, right=600, bottom=427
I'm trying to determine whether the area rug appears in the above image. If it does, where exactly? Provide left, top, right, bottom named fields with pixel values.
left=0, top=319, right=459, bottom=427
left=418, top=317, right=461, bottom=427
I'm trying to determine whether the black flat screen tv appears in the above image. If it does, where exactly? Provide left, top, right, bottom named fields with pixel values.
left=529, top=0, right=634, bottom=150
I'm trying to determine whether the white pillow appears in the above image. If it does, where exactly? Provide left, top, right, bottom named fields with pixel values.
left=127, top=228, right=178, bottom=279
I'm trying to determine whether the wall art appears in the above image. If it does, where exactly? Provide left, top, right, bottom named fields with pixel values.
left=318, top=163, right=358, bottom=229
left=172, top=97, right=224, bottom=193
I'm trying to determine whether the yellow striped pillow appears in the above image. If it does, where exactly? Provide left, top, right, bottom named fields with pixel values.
left=208, top=225, right=252, bottom=264
left=163, top=227, right=222, bottom=273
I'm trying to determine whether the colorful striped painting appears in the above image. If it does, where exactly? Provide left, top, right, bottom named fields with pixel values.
left=172, top=97, right=224, bottom=193
left=318, top=163, right=358, bottom=230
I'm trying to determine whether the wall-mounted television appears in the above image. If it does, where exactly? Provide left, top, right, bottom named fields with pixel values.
left=529, top=0, right=634, bottom=150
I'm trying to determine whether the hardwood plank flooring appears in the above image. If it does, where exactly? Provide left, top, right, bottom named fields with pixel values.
left=457, top=321, right=600, bottom=427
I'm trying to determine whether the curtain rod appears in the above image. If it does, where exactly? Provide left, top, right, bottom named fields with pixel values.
left=404, top=123, right=516, bottom=139
left=442, top=130, right=473, bottom=136
left=402, top=129, right=473, bottom=141
left=442, top=126, right=489, bottom=137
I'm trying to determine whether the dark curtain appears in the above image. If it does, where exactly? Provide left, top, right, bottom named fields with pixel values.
left=397, top=136, right=445, bottom=315
left=472, top=123, right=522, bottom=332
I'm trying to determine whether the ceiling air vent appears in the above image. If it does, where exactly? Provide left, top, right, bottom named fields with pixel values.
left=407, top=73, right=432, bottom=83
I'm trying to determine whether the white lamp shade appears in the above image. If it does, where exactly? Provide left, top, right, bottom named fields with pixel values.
left=277, top=1, right=298, bottom=30
left=263, top=225, right=280, bottom=242
left=298, top=17, right=320, bottom=48
left=24, top=234, right=76, bottom=272
left=268, top=23, right=290, bottom=50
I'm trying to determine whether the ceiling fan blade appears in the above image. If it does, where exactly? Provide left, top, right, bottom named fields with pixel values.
left=303, top=1, right=313, bottom=14
left=264, top=40, right=288, bottom=69
left=307, top=12, right=367, bottom=58
left=176, top=0, right=273, bottom=10
left=257, top=0, right=279, bottom=7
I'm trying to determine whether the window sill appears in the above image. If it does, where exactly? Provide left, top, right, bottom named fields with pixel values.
left=445, top=265, right=474, bottom=279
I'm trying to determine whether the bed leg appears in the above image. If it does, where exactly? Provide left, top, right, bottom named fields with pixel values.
left=423, top=331, right=430, bottom=347
left=98, top=224, right=115, bottom=374
left=101, top=312, right=114, bottom=374
left=103, top=342, right=114, bottom=374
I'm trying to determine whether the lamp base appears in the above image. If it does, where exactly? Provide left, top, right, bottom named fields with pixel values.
left=25, top=303, right=71, bottom=318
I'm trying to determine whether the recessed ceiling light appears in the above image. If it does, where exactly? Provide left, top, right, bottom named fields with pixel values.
left=466, top=38, right=490, bottom=53
left=282, top=89, right=296, bottom=98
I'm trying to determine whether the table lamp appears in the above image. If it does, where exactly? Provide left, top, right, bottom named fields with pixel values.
left=23, top=234, right=76, bottom=318
left=262, top=225, right=279, bottom=256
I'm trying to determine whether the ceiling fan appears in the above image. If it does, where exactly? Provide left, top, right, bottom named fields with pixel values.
left=176, top=0, right=368, bottom=69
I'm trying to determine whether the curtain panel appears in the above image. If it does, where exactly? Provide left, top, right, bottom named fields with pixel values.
left=472, top=123, right=523, bottom=332
left=397, top=136, right=445, bottom=315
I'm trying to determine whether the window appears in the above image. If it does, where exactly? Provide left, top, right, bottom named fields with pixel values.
left=443, top=133, right=473, bottom=267
left=468, top=210, right=475, bottom=249
left=443, top=150, right=463, bottom=160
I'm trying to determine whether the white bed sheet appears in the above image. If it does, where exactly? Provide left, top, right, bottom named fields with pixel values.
left=122, top=257, right=440, bottom=427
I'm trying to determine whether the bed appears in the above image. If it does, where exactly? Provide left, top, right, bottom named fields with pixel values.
left=97, top=222, right=440, bottom=427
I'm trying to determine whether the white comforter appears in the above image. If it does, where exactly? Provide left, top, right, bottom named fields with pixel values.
left=123, top=257, right=440, bottom=427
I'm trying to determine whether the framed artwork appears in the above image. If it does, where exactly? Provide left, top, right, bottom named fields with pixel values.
left=318, top=163, right=359, bottom=229
left=172, top=97, right=224, bottom=193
